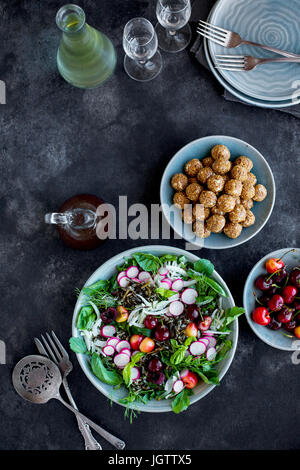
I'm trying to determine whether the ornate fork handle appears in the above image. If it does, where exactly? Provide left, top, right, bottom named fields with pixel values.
left=242, top=40, right=300, bottom=59
left=62, top=377, right=102, bottom=450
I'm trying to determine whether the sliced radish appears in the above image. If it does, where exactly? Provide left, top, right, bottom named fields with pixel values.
left=171, top=278, right=184, bottom=292
left=101, top=325, right=116, bottom=338
left=189, top=341, right=206, bottom=356
left=158, top=266, right=169, bottom=276
left=130, top=367, right=140, bottom=381
left=117, top=271, right=126, bottom=282
left=126, top=266, right=139, bottom=279
left=160, top=279, right=172, bottom=289
left=118, top=276, right=130, bottom=288
left=203, top=336, right=217, bottom=348
left=120, top=348, right=131, bottom=357
left=106, top=337, right=120, bottom=348
left=131, top=277, right=141, bottom=283
left=173, top=379, right=184, bottom=394
left=168, top=300, right=184, bottom=316
left=116, top=340, right=131, bottom=353
left=206, top=347, right=217, bottom=361
left=102, top=345, right=115, bottom=356
left=180, top=369, right=189, bottom=379
left=181, top=288, right=198, bottom=305
left=199, top=338, right=210, bottom=348
left=138, top=271, right=151, bottom=282
left=114, top=353, right=130, bottom=369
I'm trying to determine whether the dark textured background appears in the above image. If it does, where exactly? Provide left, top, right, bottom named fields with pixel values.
left=0, top=0, right=299, bottom=450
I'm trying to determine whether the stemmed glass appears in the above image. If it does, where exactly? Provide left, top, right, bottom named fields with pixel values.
left=155, top=0, right=192, bottom=53
left=123, top=18, right=162, bottom=81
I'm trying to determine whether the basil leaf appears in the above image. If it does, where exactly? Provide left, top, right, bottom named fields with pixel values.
left=76, top=305, right=96, bottom=330
left=203, top=276, right=227, bottom=297
left=170, top=347, right=186, bottom=365
left=193, top=259, right=214, bottom=276
left=131, top=325, right=152, bottom=337
left=172, top=389, right=191, bottom=414
left=155, top=287, right=176, bottom=299
left=159, top=254, right=177, bottom=263
left=132, top=253, right=161, bottom=273
left=225, top=307, right=245, bottom=325
left=91, top=353, right=123, bottom=386
left=196, top=369, right=219, bottom=385
left=122, top=352, right=144, bottom=386
left=69, top=336, right=87, bottom=354
left=82, top=280, right=110, bottom=294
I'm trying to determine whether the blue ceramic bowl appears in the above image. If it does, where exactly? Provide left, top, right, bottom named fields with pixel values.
left=160, top=135, right=276, bottom=250
left=244, top=248, right=300, bottom=351
left=72, top=245, right=238, bottom=412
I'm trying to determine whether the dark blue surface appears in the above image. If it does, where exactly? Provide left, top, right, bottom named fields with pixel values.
left=0, top=0, right=299, bottom=450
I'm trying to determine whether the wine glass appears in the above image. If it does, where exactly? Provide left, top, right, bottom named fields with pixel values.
left=123, top=17, right=162, bottom=82
left=155, top=0, right=192, bottom=53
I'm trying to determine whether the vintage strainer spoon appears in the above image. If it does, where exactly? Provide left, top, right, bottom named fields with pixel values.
left=12, top=355, right=125, bottom=450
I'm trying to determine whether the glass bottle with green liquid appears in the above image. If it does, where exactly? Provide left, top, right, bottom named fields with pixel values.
left=56, top=4, right=117, bottom=88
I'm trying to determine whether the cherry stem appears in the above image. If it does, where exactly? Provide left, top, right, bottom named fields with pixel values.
left=277, top=248, right=296, bottom=262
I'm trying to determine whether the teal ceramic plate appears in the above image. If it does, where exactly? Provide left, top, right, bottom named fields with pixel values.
left=204, top=4, right=300, bottom=108
left=244, top=248, right=300, bottom=351
left=72, top=245, right=238, bottom=412
left=208, top=0, right=300, bottom=101
left=160, top=136, right=275, bottom=250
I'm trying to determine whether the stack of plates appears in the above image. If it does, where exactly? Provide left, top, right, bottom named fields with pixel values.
left=204, top=0, right=300, bottom=109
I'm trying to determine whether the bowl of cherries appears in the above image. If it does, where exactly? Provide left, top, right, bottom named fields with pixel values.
left=243, top=248, right=300, bottom=350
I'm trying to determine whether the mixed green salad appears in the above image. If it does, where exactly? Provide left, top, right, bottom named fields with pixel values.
left=70, top=252, right=244, bottom=419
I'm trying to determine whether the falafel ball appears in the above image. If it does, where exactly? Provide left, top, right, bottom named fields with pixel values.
left=241, top=198, right=254, bottom=210
left=171, top=173, right=188, bottom=191
left=241, top=182, right=255, bottom=200
left=188, top=177, right=198, bottom=185
left=207, top=174, right=225, bottom=193
left=241, top=210, right=255, bottom=227
left=197, top=166, right=214, bottom=184
left=253, top=184, right=267, bottom=202
left=185, top=183, right=202, bottom=201
left=206, top=214, right=226, bottom=233
left=192, top=221, right=211, bottom=238
left=192, top=204, right=210, bottom=221
left=223, top=222, right=243, bottom=239
left=173, top=192, right=190, bottom=209
left=202, top=156, right=214, bottom=167
left=245, top=172, right=257, bottom=186
left=231, top=164, right=249, bottom=182
left=212, top=157, right=232, bottom=175
left=211, top=144, right=231, bottom=161
left=211, top=206, right=225, bottom=216
left=184, top=158, right=202, bottom=176
left=225, top=179, right=242, bottom=197
left=217, top=194, right=236, bottom=213
left=199, top=190, right=217, bottom=208
left=229, top=204, right=247, bottom=223
left=182, top=206, right=195, bottom=224
left=235, top=156, right=253, bottom=172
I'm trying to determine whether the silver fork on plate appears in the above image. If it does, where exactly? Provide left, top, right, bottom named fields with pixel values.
left=197, top=20, right=300, bottom=59
left=34, top=331, right=124, bottom=450
left=214, top=54, right=300, bottom=71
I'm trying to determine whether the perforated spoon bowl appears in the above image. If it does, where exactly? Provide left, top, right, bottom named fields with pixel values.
left=12, top=355, right=125, bottom=449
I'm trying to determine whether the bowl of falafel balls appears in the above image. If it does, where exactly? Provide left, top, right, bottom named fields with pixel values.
left=160, top=135, right=275, bottom=249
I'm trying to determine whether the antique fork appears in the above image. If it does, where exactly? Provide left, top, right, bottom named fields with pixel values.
left=214, top=54, right=300, bottom=71
left=197, top=20, right=300, bottom=59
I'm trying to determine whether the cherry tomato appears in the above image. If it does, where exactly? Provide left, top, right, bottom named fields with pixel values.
left=115, top=306, right=129, bottom=322
left=265, top=257, right=284, bottom=274
left=139, top=337, right=155, bottom=353
left=185, top=322, right=198, bottom=337
left=182, top=371, right=198, bottom=389
left=282, top=285, right=298, bottom=304
left=268, top=294, right=284, bottom=312
left=130, top=334, right=144, bottom=350
left=252, top=307, right=271, bottom=326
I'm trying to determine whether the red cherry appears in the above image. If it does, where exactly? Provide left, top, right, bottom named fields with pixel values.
left=265, top=258, right=284, bottom=274
left=130, top=334, right=144, bottom=350
left=182, top=371, right=198, bottom=389
left=198, top=315, right=212, bottom=331
left=268, top=294, right=284, bottom=312
left=154, top=325, right=170, bottom=342
left=277, top=307, right=293, bottom=324
left=186, top=305, right=200, bottom=321
left=255, top=275, right=273, bottom=292
left=144, top=316, right=158, bottom=329
left=148, top=358, right=163, bottom=372
left=252, top=307, right=270, bottom=326
left=282, top=285, right=298, bottom=304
